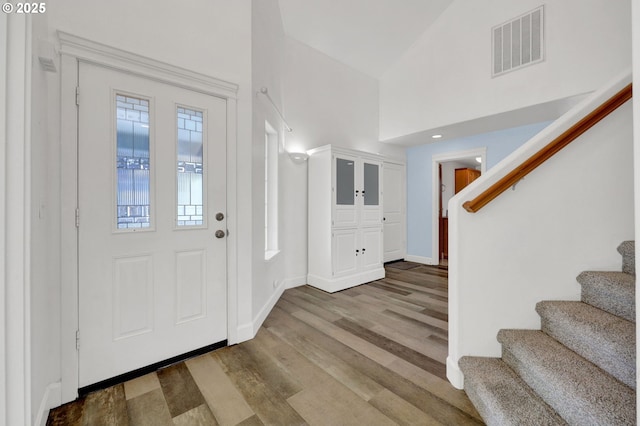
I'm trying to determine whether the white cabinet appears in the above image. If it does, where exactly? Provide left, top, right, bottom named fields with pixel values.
left=308, top=145, right=385, bottom=293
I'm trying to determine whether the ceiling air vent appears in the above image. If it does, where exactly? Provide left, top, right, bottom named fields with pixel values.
left=492, top=6, right=544, bottom=77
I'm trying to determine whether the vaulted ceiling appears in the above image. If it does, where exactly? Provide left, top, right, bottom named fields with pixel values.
left=277, top=0, right=453, bottom=79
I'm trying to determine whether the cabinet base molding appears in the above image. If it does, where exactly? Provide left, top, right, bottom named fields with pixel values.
left=307, top=268, right=385, bottom=293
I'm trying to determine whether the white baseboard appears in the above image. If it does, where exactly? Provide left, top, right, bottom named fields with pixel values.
left=404, top=255, right=437, bottom=265
left=285, top=275, right=307, bottom=289
left=446, top=356, right=464, bottom=390
left=236, top=279, right=289, bottom=344
left=235, top=323, right=254, bottom=344
left=307, top=268, right=385, bottom=293
left=233, top=275, right=306, bottom=344
left=252, top=281, right=286, bottom=336
left=35, top=382, right=62, bottom=426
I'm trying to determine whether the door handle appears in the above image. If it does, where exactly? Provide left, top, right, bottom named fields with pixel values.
left=216, top=212, right=224, bottom=221
left=215, top=230, right=225, bottom=239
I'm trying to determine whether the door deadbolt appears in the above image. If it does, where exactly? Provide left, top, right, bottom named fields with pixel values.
left=215, top=230, right=225, bottom=239
left=216, top=212, right=224, bottom=221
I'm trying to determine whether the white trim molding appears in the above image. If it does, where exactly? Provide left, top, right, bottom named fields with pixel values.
left=58, top=32, right=239, bottom=404
left=285, top=275, right=307, bottom=289
left=57, top=32, right=238, bottom=99
left=3, top=13, right=33, bottom=426
left=404, top=255, right=436, bottom=265
left=446, top=356, right=464, bottom=389
left=34, top=382, right=61, bottom=426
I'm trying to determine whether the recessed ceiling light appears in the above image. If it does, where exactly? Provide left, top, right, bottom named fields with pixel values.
left=432, top=134, right=442, bottom=139
left=475, top=157, right=482, bottom=163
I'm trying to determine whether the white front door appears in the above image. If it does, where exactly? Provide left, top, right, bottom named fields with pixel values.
left=77, top=62, right=228, bottom=388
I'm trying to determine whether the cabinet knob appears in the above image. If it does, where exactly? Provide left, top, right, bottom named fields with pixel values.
left=362, top=248, right=366, bottom=253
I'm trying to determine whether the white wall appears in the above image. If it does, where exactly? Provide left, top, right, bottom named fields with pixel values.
left=380, top=0, right=632, bottom=141
left=448, top=74, right=634, bottom=388
left=406, top=122, right=550, bottom=261
left=283, top=37, right=404, bottom=160
left=30, top=11, right=65, bottom=424
left=250, top=0, right=289, bottom=334
left=3, top=13, right=31, bottom=426
left=281, top=36, right=405, bottom=291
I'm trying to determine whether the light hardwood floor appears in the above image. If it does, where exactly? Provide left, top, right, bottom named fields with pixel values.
left=47, top=262, right=483, bottom=425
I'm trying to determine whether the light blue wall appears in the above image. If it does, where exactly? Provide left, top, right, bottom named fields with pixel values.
left=406, top=122, right=552, bottom=260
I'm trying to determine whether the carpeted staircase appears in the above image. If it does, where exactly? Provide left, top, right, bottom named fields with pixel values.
left=460, top=241, right=636, bottom=425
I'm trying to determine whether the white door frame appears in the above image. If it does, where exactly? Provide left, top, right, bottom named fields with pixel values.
left=58, top=32, right=239, bottom=404
left=431, top=148, right=486, bottom=265
left=3, top=13, right=32, bottom=426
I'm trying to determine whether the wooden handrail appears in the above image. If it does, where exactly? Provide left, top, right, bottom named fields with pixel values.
left=463, top=83, right=632, bottom=213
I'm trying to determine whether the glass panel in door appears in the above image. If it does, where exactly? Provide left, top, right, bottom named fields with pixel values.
left=116, top=95, right=151, bottom=230
left=363, top=162, right=379, bottom=206
left=176, top=106, right=204, bottom=227
left=336, top=158, right=355, bottom=205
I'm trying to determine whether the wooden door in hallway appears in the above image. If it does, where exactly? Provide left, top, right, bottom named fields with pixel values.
left=77, top=62, right=228, bottom=388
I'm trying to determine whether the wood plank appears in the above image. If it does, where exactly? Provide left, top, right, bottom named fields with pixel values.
left=369, top=281, right=412, bottom=295
left=213, top=344, right=307, bottom=425
left=287, top=380, right=396, bottom=426
left=371, top=323, right=448, bottom=363
left=383, top=307, right=449, bottom=333
left=172, top=404, right=218, bottom=426
left=82, top=385, right=129, bottom=426
left=125, top=388, right=173, bottom=426
left=157, top=363, right=206, bottom=418
left=380, top=277, right=448, bottom=297
left=422, top=306, right=449, bottom=322
left=123, top=372, right=161, bottom=400
left=235, top=415, right=265, bottom=426
left=250, top=327, right=334, bottom=389
left=288, top=310, right=482, bottom=425
left=281, top=290, right=343, bottom=322
left=47, top=398, right=86, bottom=426
left=185, top=354, right=255, bottom=426
left=334, top=318, right=447, bottom=380
left=368, top=388, right=443, bottom=425
left=236, top=337, right=304, bottom=399
left=385, top=358, right=481, bottom=421
left=289, top=308, right=398, bottom=367
left=263, top=308, right=386, bottom=401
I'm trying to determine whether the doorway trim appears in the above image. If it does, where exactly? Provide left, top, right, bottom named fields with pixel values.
left=58, top=32, right=239, bottom=404
left=431, top=148, right=486, bottom=265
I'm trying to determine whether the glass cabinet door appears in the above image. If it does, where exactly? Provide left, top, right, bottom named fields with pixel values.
left=336, top=157, right=355, bottom=205
left=363, top=162, right=379, bottom=206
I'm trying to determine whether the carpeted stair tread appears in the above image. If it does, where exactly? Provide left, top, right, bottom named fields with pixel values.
left=577, top=271, right=635, bottom=322
left=459, top=357, right=567, bottom=426
left=618, top=241, right=635, bottom=275
left=497, top=329, right=635, bottom=425
left=536, top=301, right=635, bottom=389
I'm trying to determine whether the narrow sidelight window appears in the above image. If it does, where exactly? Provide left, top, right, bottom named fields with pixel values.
left=264, top=121, right=279, bottom=258
left=116, top=95, right=151, bottom=229
left=177, top=107, right=204, bottom=227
